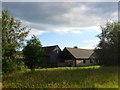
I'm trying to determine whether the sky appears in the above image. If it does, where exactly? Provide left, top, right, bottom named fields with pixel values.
left=2, top=1, right=118, bottom=50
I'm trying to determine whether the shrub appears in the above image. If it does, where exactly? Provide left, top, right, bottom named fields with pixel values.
left=2, top=59, right=28, bottom=73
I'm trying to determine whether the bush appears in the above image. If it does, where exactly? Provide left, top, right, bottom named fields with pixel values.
left=2, top=59, right=28, bottom=73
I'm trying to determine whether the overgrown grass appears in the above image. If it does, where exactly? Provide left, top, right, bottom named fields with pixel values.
left=2, top=65, right=119, bottom=88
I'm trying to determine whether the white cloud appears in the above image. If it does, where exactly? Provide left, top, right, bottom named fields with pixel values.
left=80, top=45, right=96, bottom=49
left=29, top=28, right=47, bottom=36
left=81, top=39, right=100, bottom=49
left=70, top=30, right=82, bottom=34
left=21, top=19, right=83, bottom=35
left=83, top=39, right=99, bottom=43
left=83, top=25, right=101, bottom=33
left=26, top=28, right=48, bottom=40
left=21, top=18, right=101, bottom=36
left=52, top=27, right=82, bottom=34
left=50, top=26, right=101, bottom=35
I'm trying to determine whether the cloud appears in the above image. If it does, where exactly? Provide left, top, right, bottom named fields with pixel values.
left=70, top=30, right=82, bottom=34
left=21, top=19, right=83, bottom=35
left=19, top=18, right=102, bottom=36
left=80, top=45, right=96, bottom=49
left=83, top=39, right=99, bottom=43
left=2, top=2, right=118, bottom=28
left=2, top=2, right=118, bottom=50
left=29, top=28, right=47, bottom=36
left=2, top=2, right=117, bottom=38
left=81, top=39, right=100, bottom=49
left=2, top=0, right=120, bottom=2
left=83, top=25, right=101, bottom=33
left=26, top=28, right=47, bottom=40
left=20, top=19, right=83, bottom=39
left=52, top=27, right=82, bottom=34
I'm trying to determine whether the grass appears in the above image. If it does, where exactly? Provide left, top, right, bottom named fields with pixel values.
left=2, top=65, right=119, bottom=88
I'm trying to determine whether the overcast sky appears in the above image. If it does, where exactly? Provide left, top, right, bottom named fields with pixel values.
left=2, top=2, right=118, bottom=49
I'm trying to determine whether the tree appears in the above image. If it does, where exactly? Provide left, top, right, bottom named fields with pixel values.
left=23, top=35, right=45, bottom=70
left=95, top=21, right=120, bottom=66
left=2, top=9, right=29, bottom=72
left=0, top=18, right=2, bottom=73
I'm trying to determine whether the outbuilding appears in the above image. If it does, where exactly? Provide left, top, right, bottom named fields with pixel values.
left=62, top=47, right=95, bottom=66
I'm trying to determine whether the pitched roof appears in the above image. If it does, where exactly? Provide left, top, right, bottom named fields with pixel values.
left=43, top=45, right=60, bottom=55
left=65, top=47, right=94, bottom=59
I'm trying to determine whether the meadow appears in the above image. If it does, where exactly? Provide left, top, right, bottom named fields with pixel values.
left=2, top=65, right=119, bottom=88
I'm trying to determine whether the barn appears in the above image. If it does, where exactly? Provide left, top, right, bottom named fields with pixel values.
left=43, top=45, right=62, bottom=67
left=62, top=47, right=95, bottom=66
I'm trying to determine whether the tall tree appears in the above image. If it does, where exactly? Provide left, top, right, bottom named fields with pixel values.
left=23, top=35, right=45, bottom=70
left=0, top=17, right=1, bottom=51
left=2, top=9, right=29, bottom=72
left=95, top=21, right=120, bottom=66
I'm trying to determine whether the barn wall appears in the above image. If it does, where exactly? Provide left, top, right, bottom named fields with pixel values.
left=50, top=47, right=61, bottom=66
left=62, top=48, right=75, bottom=60
left=76, top=60, right=94, bottom=66
left=64, top=60, right=75, bottom=66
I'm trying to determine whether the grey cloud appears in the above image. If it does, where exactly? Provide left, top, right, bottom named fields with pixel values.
left=2, top=2, right=118, bottom=28
left=86, top=2, right=117, bottom=18
left=2, top=2, right=76, bottom=24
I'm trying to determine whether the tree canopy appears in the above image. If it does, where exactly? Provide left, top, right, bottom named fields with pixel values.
left=95, top=21, right=120, bottom=66
left=23, top=35, right=45, bottom=70
left=2, top=9, right=29, bottom=72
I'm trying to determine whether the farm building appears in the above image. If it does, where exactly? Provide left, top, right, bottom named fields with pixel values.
left=62, top=47, right=95, bottom=66
left=43, top=45, right=96, bottom=67
left=43, top=45, right=62, bottom=67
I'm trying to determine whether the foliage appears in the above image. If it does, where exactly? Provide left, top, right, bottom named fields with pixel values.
left=2, top=9, right=29, bottom=72
left=3, top=66, right=118, bottom=88
left=23, top=35, right=45, bottom=70
left=2, top=59, right=28, bottom=73
left=0, top=18, right=2, bottom=73
left=95, top=21, right=120, bottom=66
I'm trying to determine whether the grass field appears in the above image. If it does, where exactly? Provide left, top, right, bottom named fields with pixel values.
left=2, top=65, right=119, bottom=88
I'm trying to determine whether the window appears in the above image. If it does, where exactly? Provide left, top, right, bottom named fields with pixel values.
left=56, top=50, right=59, bottom=53
left=83, top=60, right=86, bottom=63
left=90, top=59, right=92, bottom=63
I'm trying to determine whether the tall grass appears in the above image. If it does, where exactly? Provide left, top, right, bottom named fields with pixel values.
left=2, top=65, right=118, bottom=88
